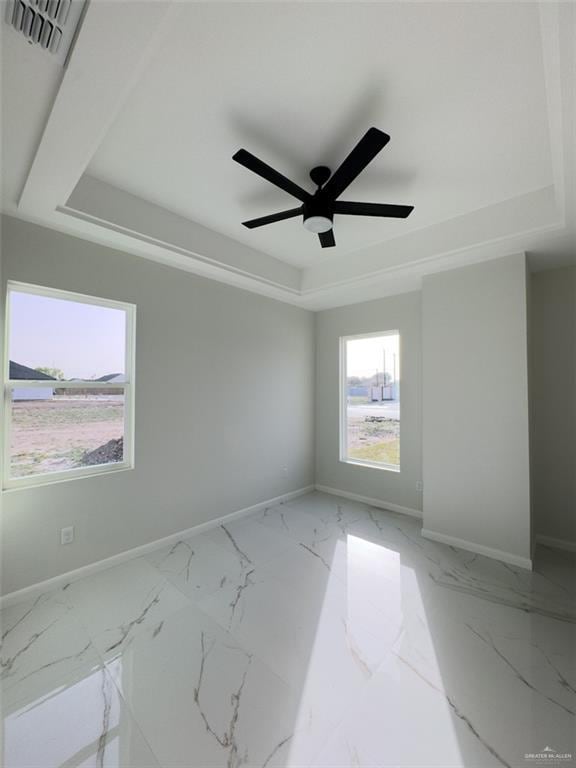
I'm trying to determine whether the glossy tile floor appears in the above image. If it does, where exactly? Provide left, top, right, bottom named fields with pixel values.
left=2, top=492, right=575, bottom=768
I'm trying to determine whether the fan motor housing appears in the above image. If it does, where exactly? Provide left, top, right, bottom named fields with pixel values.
left=302, top=199, right=333, bottom=225
left=302, top=198, right=334, bottom=233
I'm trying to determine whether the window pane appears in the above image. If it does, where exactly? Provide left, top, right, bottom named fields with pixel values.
left=9, top=290, right=126, bottom=381
left=345, top=333, right=400, bottom=468
left=10, top=389, right=125, bottom=479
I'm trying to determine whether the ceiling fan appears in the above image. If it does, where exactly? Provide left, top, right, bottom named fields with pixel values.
left=233, top=127, right=414, bottom=248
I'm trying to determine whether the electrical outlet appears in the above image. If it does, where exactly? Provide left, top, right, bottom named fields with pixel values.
left=416, top=481, right=423, bottom=492
left=60, top=526, right=74, bottom=545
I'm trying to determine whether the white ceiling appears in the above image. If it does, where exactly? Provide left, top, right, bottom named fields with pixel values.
left=1, top=1, right=574, bottom=309
left=87, top=2, right=552, bottom=268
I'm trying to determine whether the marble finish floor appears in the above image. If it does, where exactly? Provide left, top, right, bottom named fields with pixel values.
left=1, top=491, right=575, bottom=768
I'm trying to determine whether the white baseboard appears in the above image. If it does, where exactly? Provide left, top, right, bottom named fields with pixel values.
left=0, top=485, right=314, bottom=610
left=314, top=484, right=422, bottom=520
left=535, top=534, right=576, bottom=553
left=316, top=484, right=532, bottom=569
left=421, top=528, right=533, bottom=570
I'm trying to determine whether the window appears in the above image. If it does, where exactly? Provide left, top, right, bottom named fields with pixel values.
left=3, top=282, right=135, bottom=489
left=340, top=331, right=400, bottom=471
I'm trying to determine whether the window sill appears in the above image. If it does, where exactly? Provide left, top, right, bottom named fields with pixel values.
left=340, top=458, right=400, bottom=473
left=3, top=462, right=134, bottom=492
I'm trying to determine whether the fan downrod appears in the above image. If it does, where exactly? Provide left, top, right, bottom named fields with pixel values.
left=309, top=166, right=331, bottom=188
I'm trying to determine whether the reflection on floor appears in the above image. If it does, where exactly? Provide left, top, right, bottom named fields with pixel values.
left=2, top=492, right=575, bottom=767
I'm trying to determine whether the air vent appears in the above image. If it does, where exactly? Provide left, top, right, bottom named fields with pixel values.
left=4, top=0, right=85, bottom=61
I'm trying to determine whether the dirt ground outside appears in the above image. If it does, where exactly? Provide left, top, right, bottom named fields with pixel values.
left=10, top=397, right=124, bottom=478
left=346, top=412, right=400, bottom=466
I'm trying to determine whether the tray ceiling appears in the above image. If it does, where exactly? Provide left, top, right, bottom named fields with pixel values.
left=2, top=1, right=574, bottom=309
left=87, top=2, right=552, bottom=268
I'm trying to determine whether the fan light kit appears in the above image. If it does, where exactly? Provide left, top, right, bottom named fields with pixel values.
left=233, top=127, right=414, bottom=248
left=303, top=215, right=333, bottom=234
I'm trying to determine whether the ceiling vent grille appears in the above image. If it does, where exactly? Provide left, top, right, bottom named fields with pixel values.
left=4, top=0, right=84, bottom=58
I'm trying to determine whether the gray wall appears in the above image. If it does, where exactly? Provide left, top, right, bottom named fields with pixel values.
left=530, top=266, right=576, bottom=546
left=422, top=254, right=532, bottom=564
left=0, top=216, right=315, bottom=595
left=315, top=291, right=423, bottom=512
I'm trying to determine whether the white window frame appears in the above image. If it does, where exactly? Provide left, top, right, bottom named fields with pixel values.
left=3, top=281, right=136, bottom=490
left=339, top=330, right=401, bottom=472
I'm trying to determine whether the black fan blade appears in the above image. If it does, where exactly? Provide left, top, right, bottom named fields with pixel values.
left=319, top=229, right=336, bottom=248
left=233, top=149, right=311, bottom=203
left=242, top=207, right=302, bottom=229
left=321, top=128, right=390, bottom=201
left=333, top=201, right=414, bottom=218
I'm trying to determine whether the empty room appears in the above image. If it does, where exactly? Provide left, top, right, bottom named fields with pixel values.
left=1, top=1, right=575, bottom=766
